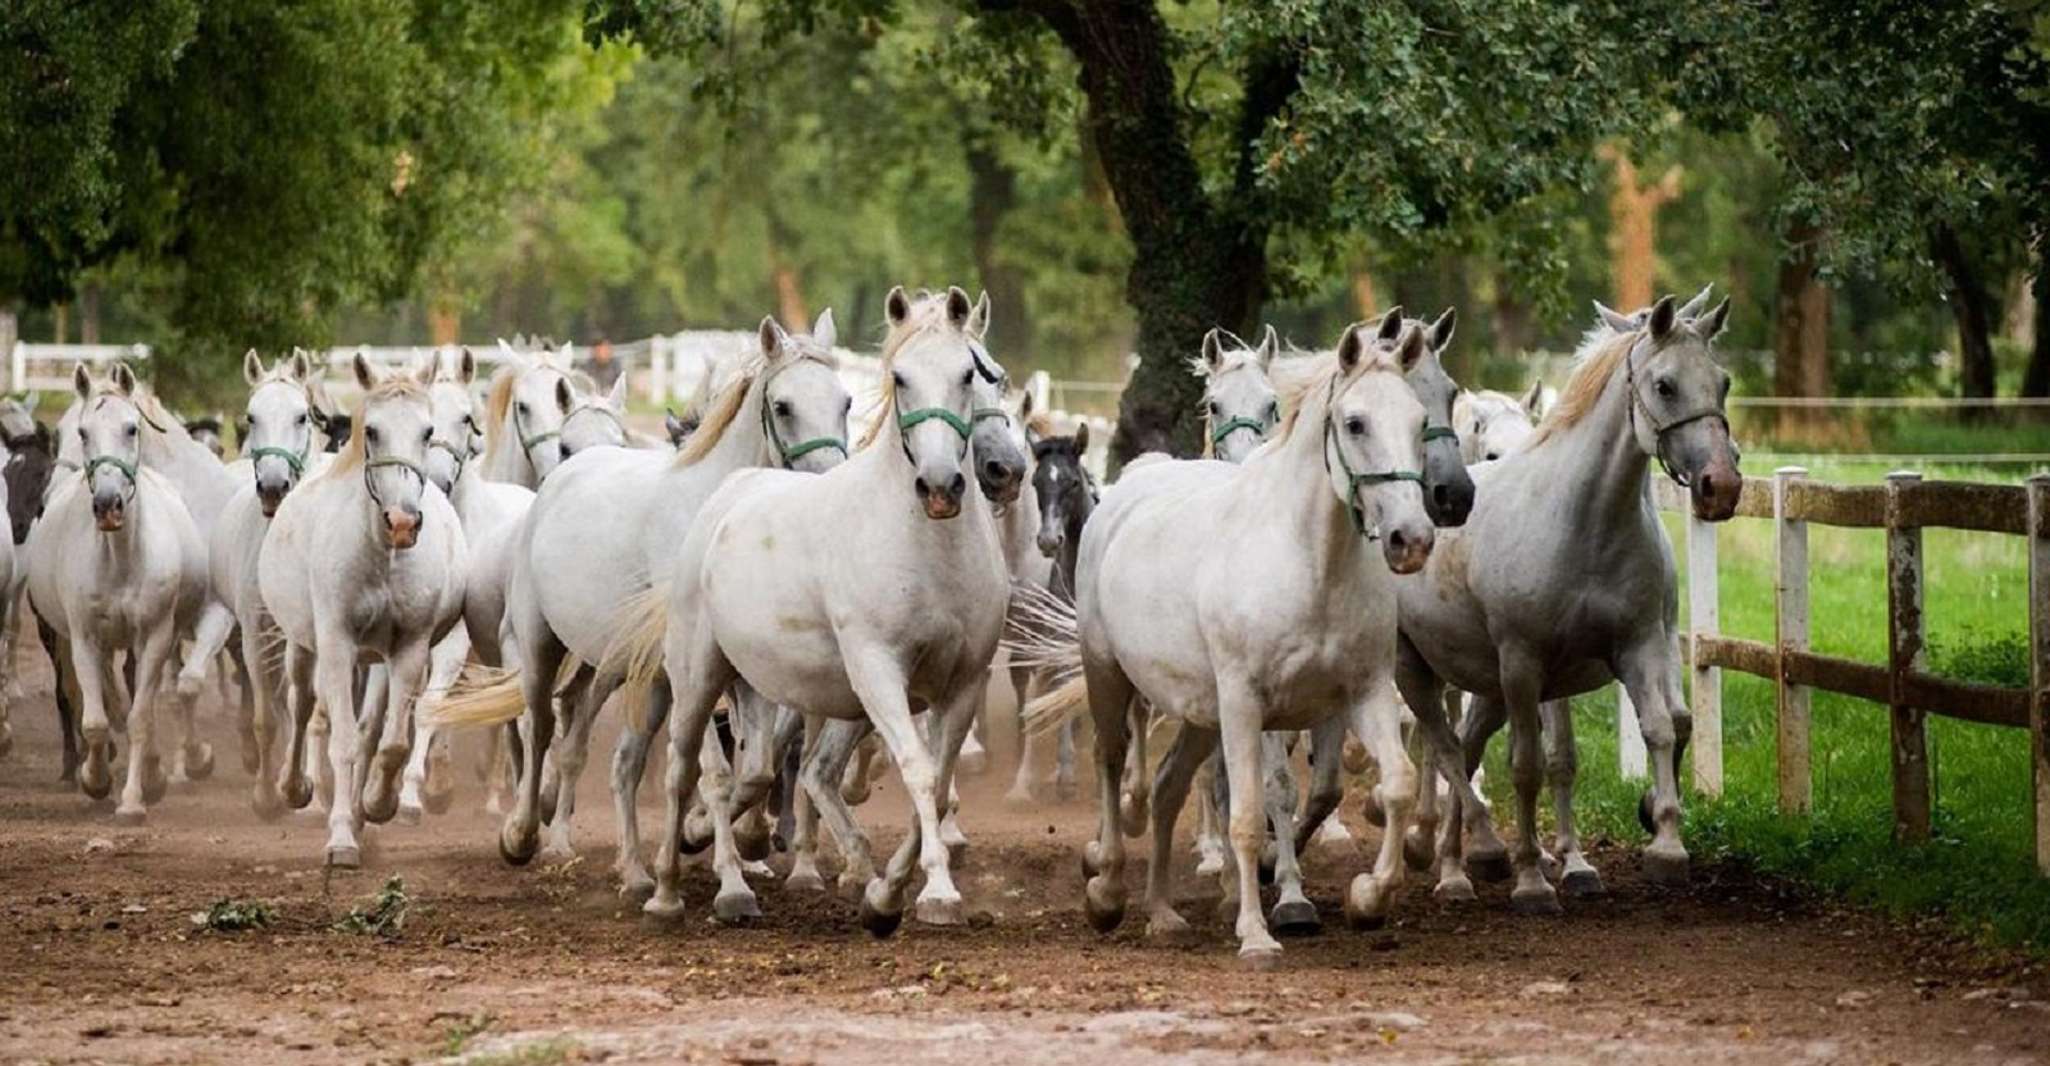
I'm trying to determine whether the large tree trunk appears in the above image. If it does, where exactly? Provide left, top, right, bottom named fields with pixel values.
left=1600, top=146, right=1682, bottom=313
left=997, top=0, right=1295, bottom=465
left=765, top=211, right=809, bottom=330
left=1931, top=223, right=1997, bottom=403
left=967, top=143, right=1033, bottom=362
left=2021, top=238, right=2049, bottom=398
left=1772, top=222, right=1831, bottom=436
left=79, top=284, right=100, bottom=345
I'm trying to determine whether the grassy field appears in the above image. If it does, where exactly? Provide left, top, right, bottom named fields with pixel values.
left=1492, top=454, right=2050, bottom=952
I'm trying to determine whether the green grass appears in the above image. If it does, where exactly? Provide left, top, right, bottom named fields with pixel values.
left=1485, top=458, right=2050, bottom=953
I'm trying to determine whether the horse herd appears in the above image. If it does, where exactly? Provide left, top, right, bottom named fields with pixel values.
left=0, top=283, right=1742, bottom=964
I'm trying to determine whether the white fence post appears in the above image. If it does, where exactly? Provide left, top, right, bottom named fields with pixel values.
left=1026, top=370, right=1051, bottom=417
left=1775, top=466, right=1812, bottom=815
left=1688, top=506, right=1722, bottom=797
left=9, top=341, right=24, bottom=394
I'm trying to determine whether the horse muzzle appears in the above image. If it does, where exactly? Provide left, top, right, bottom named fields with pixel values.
left=977, top=456, right=1024, bottom=505
left=1382, top=523, right=1434, bottom=574
left=1690, top=460, right=1742, bottom=522
left=92, top=493, right=126, bottom=532
left=1422, top=449, right=1475, bottom=528
left=257, top=478, right=290, bottom=518
left=915, top=471, right=966, bottom=521
left=1036, top=530, right=1064, bottom=558
left=382, top=505, right=422, bottom=550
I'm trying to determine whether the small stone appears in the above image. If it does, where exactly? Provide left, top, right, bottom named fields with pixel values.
left=1521, top=981, right=1572, bottom=998
left=83, top=838, right=116, bottom=854
left=1834, top=990, right=1874, bottom=1009
left=409, top=965, right=458, bottom=980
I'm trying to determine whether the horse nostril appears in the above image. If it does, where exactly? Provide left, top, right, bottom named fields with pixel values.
left=1432, top=484, right=1451, bottom=508
left=1486, top=451, right=1500, bottom=461
left=982, top=459, right=1008, bottom=483
left=914, top=476, right=931, bottom=499
left=947, top=473, right=966, bottom=500
left=1698, top=472, right=1715, bottom=498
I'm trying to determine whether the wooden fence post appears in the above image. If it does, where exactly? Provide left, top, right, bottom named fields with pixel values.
left=2028, top=474, right=2050, bottom=876
left=1774, top=466, right=1812, bottom=815
left=1886, top=470, right=1931, bottom=843
left=1687, top=506, right=1722, bottom=796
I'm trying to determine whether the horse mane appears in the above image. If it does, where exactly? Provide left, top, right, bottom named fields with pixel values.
left=857, top=293, right=961, bottom=450
left=674, top=337, right=840, bottom=467
left=1267, top=342, right=1407, bottom=448
left=312, top=375, right=429, bottom=480
left=1526, top=326, right=1639, bottom=447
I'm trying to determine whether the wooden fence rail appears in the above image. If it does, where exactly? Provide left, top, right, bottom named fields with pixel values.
left=1650, top=471, right=2050, bottom=874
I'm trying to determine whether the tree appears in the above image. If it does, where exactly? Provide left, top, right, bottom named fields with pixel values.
left=599, top=1, right=1665, bottom=462
left=1, top=0, right=597, bottom=400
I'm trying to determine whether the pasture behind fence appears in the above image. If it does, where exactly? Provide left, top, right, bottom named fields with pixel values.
left=1649, top=472, right=2050, bottom=875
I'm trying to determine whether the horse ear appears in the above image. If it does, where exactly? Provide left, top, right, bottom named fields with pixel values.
left=757, top=315, right=789, bottom=359
left=607, top=373, right=628, bottom=412
left=885, top=286, right=912, bottom=327
left=352, top=351, right=383, bottom=393
left=1336, top=323, right=1368, bottom=372
left=1698, top=297, right=1731, bottom=341
left=289, top=349, right=315, bottom=384
left=72, top=364, right=93, bottom=401
left=1019, top=387, right=1034, bottom=422
left=811, top=307, right=837, bottom=351
left=1520, top=379, right=1546, bottom=420
left=1256, top=324, right=1279, bottom=371
left=1428, top=307, right=1457, bottom=352
left=664, top=409, right=686, bottom=437
left=1374, top=306, right=1406, bottom=344
left=1025, top=419, right=1043, bottom=448
left=1394, top=325, right=1428, bottom=373
left=457, top=347, right=477, bottom=385
left=243, top=349, right=265, bottom=387
left=1593, top=300, right=1638, bottom=334
left=1073, top=420, right=1090, bottom=455
left=1201, top=328, right=1225, bottom=371
left=966, top=290, right=992, bottom=340
left=945, top=286, right=973, bottom=330
left=1645, top=294, right=1678, bottom=341
left=21, top=391, right=38, bottom=412
left=1676, top=283, right=1714, bottom=320
left=554, top=376, right=573, bottom=414
left=110, top=362, right=137, bottom=396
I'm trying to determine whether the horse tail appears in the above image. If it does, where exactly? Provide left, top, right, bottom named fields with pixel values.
left=1020, top=675, right=1088, bottom=737
left=1003, top=580, right=1088, bottom=736
left=604, top=582, right=671, bottom=733
left=428, top=666, right=526, bottom=728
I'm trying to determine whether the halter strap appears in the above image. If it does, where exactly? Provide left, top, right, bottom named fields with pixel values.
left=248, top=444, right=307, bottom=479
left=758, top=360, right=848, bottom=468
left=362, top=453, right=427, bottom=512
left=1421, top=424, right=1459, bottom=443
left=84, top=454, right=137, bottom=486
left=898, top=407, right=973, bottom=441
left=1623, top=335, right=1728, bottom=487
left=1210, top=415, right=1269, bottom=447
left=427, top=436, right=470, bottom=484
left=973, top=407, right=1011, bottom=426
left=1321, top=378, right=1424, bottom=540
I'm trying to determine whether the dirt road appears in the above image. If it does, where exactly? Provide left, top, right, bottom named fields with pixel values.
left=1, top=661, right=2045, bottom=1065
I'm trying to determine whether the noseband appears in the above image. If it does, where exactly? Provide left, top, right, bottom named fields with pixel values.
left=1210, top=414, right=1269, bottom=449
left=84, top=453, right=139, bottom=504
left=363, top=453, right=428, bottom=513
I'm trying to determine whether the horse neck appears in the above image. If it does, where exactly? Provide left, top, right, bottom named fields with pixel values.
left=1246, top=382, right=1364, bottom=572
left=999, top=479, right=1039, bottom=572
left=693, top=378, right=778, bottom=477
left=481, top=431, right=534, bottom=487
left=1051, top=480, right=1092, bottom=599
left=1535, top=363, right=1653, bottom=530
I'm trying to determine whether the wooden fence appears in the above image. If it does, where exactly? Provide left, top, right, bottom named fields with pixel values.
left=1649, top=471, right=2050, bottom=874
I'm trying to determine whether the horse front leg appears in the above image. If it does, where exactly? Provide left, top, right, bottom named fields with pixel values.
left=278, top=645, right=318, bottom=809
left=401, top=625, right=469, bottom=823
left=1263, top=731, right=1319, bottom=935
left=538, top=667, right=603, bottom=862
left=314, top=646, right=366, bottom=867
left=644, top=616, right=735, bottom=921
left=799, top=716, right=878, bottom=897
left=500, top=639, right=563, bottom=866
left=725, top=685, right=790, bottom=863
left=1616, top=636, right=1689, bottom=885
left=688, top=687, right=762, bottom=923
left=69, top=629, right=117, bottom=802
left=1497, top=653, right=1559, bottom=915
left=244, top=622, right=289, bottom=820
left=1293, top=717, right=1348, bottom=857
left=1193, top=752, right=1226, bottom=876
left=1540, top=697, right=1601, bottom=895
left=172, top=600, right=233, bottom=780
left=1344, top=678, right=1418, bottom=929
left=1003, top=665, right=1045, bottom=806
left=362, top=637, right=430, bottom=824
left=1217, top=680, right=1282, bottom=963
left=42, top=620, right=83, bottom=786
left=844, top=649, right=957, bottom=932
left=114, top=625, right=177, bottom=823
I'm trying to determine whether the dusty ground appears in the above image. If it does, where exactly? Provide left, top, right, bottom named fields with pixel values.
left=1, top=653, right=2047, bottom=1066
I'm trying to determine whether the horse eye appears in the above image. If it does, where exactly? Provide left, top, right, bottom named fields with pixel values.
left=772, top=400, right=792, bottom=418
left=463, top=414, right=476, bottom=428
left=891, top=372, right=905, bottom=390
left=1265, top=402, right=1279, bottom=422
left=841, top=397, right=852, bottom=415
left=365, top=426, right=380, bottom=444
left=516, top=401, right=529, bottom=415
left=126, top=424, right=138, bottom=437
left=420, top=427, right=433, bottom=443
left=960, top=368, right=975, bottom=387
left=295, top=413, right=307, bottom=426
left=1207, top=401, right=1221, bottom=416
left=1655, top=378, right=1676, bottom=399
left=1345, top=418, right=1365, bottom=436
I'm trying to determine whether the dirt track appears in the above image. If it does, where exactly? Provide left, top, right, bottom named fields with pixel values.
left=2, top=655, right=2047, bottom=1066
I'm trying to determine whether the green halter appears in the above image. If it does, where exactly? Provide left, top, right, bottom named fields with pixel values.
left=1421, top=424, right=1459, bottom=443
left=248, top=444, right=307, bottom=478
left=1322, top=381, right=1423, bottom=540
left=1210, top=415, right=1269, bottom=447
left=84, top=454, right=138, bottom=501
left=898, top=406, right=972, bottom=442
left=758, top=361, right=848, bottom=468
left=362, top=454, right=427, bottom=511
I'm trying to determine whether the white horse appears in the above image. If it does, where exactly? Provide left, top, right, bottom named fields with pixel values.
left=1452, top=382, right=1545, bottom=465
left=435, top=310, right=851, bottom=907
left=477, top=343, right=628, bottom=488
left=1014, top=320, right=1437, bottom=962
left=260, top=355, right=468, bottom=866
left=28, top=364, right=209, bottom=821
left=209, top=349, right=324, bottom=817
left=1394, top=293, right=1739, bottom=912
left=626, top=285, right=1006, bottom=931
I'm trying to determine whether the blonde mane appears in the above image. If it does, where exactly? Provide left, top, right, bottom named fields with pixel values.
left=672, top=338, right=840, bottom=467
left=1267, top=345, right=1402, bottom=447
left=312, top=375, right=430, bottom=480
left=856, top=294, right=963, bottom=450
left=1526, top=326, right=1640, bottom=447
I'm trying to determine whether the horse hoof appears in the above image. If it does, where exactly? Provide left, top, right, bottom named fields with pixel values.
left=785, top=868, right=826, bottom=894
left=140, top=756, right=168, bottom=804
left=1361, top=791, right=1386, bottom=828
left=498, top=825, right=538, bottom=867
left=1270, top=899, right=1322, bottom=937
left=113, top=805, right=147, bottom=827
left=1403, top=827, right=1436, bottom=872
left=1146, top=910, right=1194, bottom=941
left=239, top=735, right=261, bottom=775
left=537, top=841, right=577, bottom=865
left=422, top=786, right=455, bottom=816
left=327, top=846, right=361, bottom=870
left=735, top=824, right=773, bottom=863
left=1561, top=867, right=1607, bottom=898
left=395, top=803, right=423, bottom=827
left=184, top=743, right=215, bottom=781
left=1511, top=885, right=1563, bottom=916
left=251, top=786, right=286, bottom=824
left=618, top=874, right=657, bottom=906
left=361, top=788, right=400, bottom=826
left=1081, top=841, right=1103, bottom=879
left=642, top=892, right=687, bottom=920
left=1237, top=942, right=1283, bottom=969
left=281, top=777, right=313, bottom=811
left=1465, top=850, right=1512, bottom=884
left=1637, top=790, right=1657, bottom=835
left=915, top=895, right=965, bottom=927
left=713, top=889, right=763, bottom=925
left=837, top=872, right=869, bottom=902
left=1083, top=875, right=1125, bottom=934
left=860, top=882, right=904, bottom=939
left=1643, top=847, right=1689, bottom=886
left=1344, top=874, right=1392, bottom=930
left=1433, top=876, right=1477, bottom=903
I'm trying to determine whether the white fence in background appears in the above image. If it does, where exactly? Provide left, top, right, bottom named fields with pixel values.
left=7, top=342, right=152, bottom=393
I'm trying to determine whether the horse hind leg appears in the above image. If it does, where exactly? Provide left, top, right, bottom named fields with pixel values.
left=1343, top=677, right=1420, bottom=930
left=500, top=638, right=565, bottom=866
left=116, top=627, right=179, bottom=823
left=1192, top=752, right=1225, bottom=876
left=1263, top=731, right=1320, bottom=935
left=539, top=666, right=603, bottom=862
left=1143, top=724, right=1214, bottom=940
left=401, top=626, right=470, bottom=823
left=644, top=617, right=737, bottom=922
left=40, top=619, right=82, bottom=784
left=611, top=684, right=668, bottom=902
left=1541, top=697, right=1601, bottom=896
left=800, top=717, right=878, bottom=898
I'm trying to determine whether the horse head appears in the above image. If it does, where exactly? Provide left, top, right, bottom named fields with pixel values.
left=1197, top=325, right=1280, bottom=464
left=1396, top=306, right=1477, bottom=527
left=1029, top=421, right=1092, bottom=560
left=349, top=353, right=437, bottom=550
left=72, top=363, right=146, bottom=533
left=421, top=348, right=480, bottom=496
left=1326, top=321, right=1435, bottom=572
left=242, top=348, right=320, bottom=516
left=880, top=285, right=984, bottom=521
left=1613, top=292, right=1739, bottom=521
